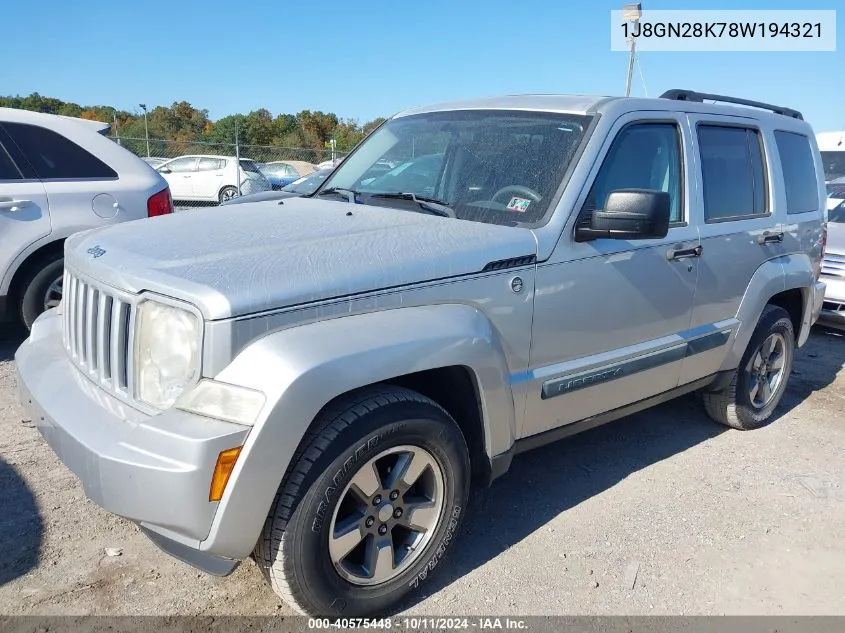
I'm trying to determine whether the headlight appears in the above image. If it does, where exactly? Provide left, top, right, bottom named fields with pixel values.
left=135, top=300, right=200, bottom=409
left=176, top=380, right=266, bottom=426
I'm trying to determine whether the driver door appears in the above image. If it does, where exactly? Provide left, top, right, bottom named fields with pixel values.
left=521, top=113, right=700, bottom=439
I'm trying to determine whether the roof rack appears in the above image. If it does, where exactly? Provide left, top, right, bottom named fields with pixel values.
left=659, top=89, right=803, bottom=120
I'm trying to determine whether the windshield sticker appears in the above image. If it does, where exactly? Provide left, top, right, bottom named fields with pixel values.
left=506, top=197, right=532, bottom=213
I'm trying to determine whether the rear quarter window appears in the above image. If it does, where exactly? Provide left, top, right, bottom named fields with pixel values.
left=774, top=131, right=819, bottom=214
left=1, top=122, right=117, bottom=180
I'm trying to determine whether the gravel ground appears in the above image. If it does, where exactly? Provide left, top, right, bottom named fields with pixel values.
left=1, top=324, right=843, bottom=616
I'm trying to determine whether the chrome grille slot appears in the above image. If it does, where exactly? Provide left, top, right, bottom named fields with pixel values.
left=62, top=269, right=134, bottom=398
left=821, top=253, right=845, bottom=278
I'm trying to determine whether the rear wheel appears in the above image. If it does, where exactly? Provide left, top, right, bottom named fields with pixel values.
left=254, top=386, right=470, bottom=616
left=703, top=305, right=794, bottom=430
left=19, top=253, right=64, bottom=330
left=219, top=186, right=239, bottom=203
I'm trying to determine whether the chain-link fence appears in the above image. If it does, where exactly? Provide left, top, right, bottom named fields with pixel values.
left=111, top=136, right=347, bottom=209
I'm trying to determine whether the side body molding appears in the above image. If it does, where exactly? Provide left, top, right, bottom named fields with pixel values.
left=200, top=304, right=517, bottom=558
left=721, top=254, right=813, bottom=373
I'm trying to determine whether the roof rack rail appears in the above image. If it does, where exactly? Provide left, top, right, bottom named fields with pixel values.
left=659, top=89, right=803, bottom=120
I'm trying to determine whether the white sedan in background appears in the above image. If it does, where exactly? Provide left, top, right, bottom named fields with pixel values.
left=156, top=155, right=271, bottom=203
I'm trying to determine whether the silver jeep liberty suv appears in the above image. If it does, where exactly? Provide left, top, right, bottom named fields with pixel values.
left=17, top=89, right=827, bottom=616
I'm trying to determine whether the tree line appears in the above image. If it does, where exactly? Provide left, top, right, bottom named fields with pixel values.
left=1, top=93, right=386, bottom=158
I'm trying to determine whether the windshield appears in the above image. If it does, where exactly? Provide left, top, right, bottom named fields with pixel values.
left=284, top=169, right=330, bottom=194
left=319, top=110, right=591, bottom=225
left=821, top=151, right=845, bottom=181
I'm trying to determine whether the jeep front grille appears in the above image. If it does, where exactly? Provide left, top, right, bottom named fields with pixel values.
left=822, top=253, right=845, bottom=278
left=62, top=269, right=134, bottom=396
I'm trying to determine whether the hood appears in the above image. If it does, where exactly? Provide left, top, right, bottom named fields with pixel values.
left=65, top=198, right=538, bottom=320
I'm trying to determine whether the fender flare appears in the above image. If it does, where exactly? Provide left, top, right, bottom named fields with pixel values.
left=200, top=304, right=516, bottom=558
left=721, top=253, right=813, bottom=372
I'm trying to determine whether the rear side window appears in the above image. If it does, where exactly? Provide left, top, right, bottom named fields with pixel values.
left=0, top=144, right=22, bottom=180
left=774, top=131, right=819, bottom=214
left=698, top=125, right=767, bottom=221
left=2, top=122, right=117, bottom=180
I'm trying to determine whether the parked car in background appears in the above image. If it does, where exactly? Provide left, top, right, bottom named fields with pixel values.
left=258, top=162, right=302, bottom=190
left=317, top=157, right=344, bottom=170
left=819, top=191, right=845, bottom=328
left=0, top=107, right=172, bottom=329
left=16, top=90, right=826, bottom=617
left=817, top=131, right=845, bottom=182
left=141, top=157, right=168, bottom=168
left=155, top=155, right=271, bottom=203
left=222, top=168, right=332, bottom=206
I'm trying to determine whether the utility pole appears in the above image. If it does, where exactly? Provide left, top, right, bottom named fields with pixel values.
left=139, top=103, right=150, bottom=157
left=235, top=118, right=241, bottom=197
left=622, top=3, right=642, bottom=97
left=113, top=109, right=121, bottom=146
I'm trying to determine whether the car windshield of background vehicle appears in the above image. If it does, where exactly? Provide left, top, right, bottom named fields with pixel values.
left=821, top=151, right=845, bottom=181
left=319, top=110, right=592, bottom=226
left=240, top=160, right=262, bottom=173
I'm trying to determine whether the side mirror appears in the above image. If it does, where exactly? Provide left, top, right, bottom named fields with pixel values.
left=575, top=189, right=671, bottom=242
left=159, top=167, right=171, bottom=174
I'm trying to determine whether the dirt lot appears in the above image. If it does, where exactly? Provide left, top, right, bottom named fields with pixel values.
left=1, top=325, right=843, bottom=616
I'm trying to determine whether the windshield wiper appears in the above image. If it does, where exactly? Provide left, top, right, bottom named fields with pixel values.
left=316, top=187, right=359, bottom=203
left=369, top=192, right=456, bottom=218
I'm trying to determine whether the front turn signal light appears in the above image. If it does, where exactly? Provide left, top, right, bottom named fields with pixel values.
left=209, top=446, right=242, bottom=502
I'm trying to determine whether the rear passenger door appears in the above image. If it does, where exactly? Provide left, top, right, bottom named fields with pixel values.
left=679, top=115, right=787, bottom=384
left=194, top=157, right=225, bottom=199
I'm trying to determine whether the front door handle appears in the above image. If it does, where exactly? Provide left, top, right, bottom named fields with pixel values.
left=0, top=199, right=31, bottom=212
left=667, top=244, right=703, bottom=261
left=757, top=231, right=784, bottom=245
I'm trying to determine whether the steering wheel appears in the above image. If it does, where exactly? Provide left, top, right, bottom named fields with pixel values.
left=492, top=185, right=542, bottom=205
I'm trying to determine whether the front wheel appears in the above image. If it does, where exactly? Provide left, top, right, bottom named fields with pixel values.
left=19, top=253, right=64, bottom=330
left=703, top=305, right=795, bottom=430
left=254, top=386, right=470, bottom=617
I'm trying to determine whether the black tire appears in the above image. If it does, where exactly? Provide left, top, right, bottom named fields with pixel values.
left=19, top=254, right=64, bottom=330
left=703, top=305, right=794, bottom=430
left=254, top=385, right=470, bottom=617
left=219, top=186, right=238, bottom=204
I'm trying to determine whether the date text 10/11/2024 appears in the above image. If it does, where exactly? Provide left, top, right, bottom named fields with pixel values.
left=308, top=617, right=529, bottom=630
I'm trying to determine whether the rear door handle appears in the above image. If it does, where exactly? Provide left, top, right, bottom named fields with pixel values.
left=0, top=199, right=31, bottom=212
left=667, top=245, right=703, bottom=261
left=757, top=232, right=784, bottom=245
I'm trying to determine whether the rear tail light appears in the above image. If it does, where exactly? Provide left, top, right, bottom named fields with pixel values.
left=815, top=223, right=827, bottom=280
left=147, top=187, right=173, bottom=217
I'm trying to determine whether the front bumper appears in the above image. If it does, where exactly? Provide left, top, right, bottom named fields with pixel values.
left=818, top=275, right=845, bottom=328
left=16, top=310, right=250, bottom=574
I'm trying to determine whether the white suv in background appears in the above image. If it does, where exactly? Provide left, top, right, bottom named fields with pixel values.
left=155, top=155, right=272, bottom=203
left=0, top=107, right=172, bottom=329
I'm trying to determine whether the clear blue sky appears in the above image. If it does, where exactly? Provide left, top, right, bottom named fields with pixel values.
left=3, top=0, right=842, bottom=132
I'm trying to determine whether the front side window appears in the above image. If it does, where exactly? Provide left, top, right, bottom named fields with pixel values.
left=585, top=122, right=683, bottom=223
left=699, top=125, right=767, bottom=221
left=318, top=110, right=591, bottom=226
left=2, top=122, right=117, bottom=180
